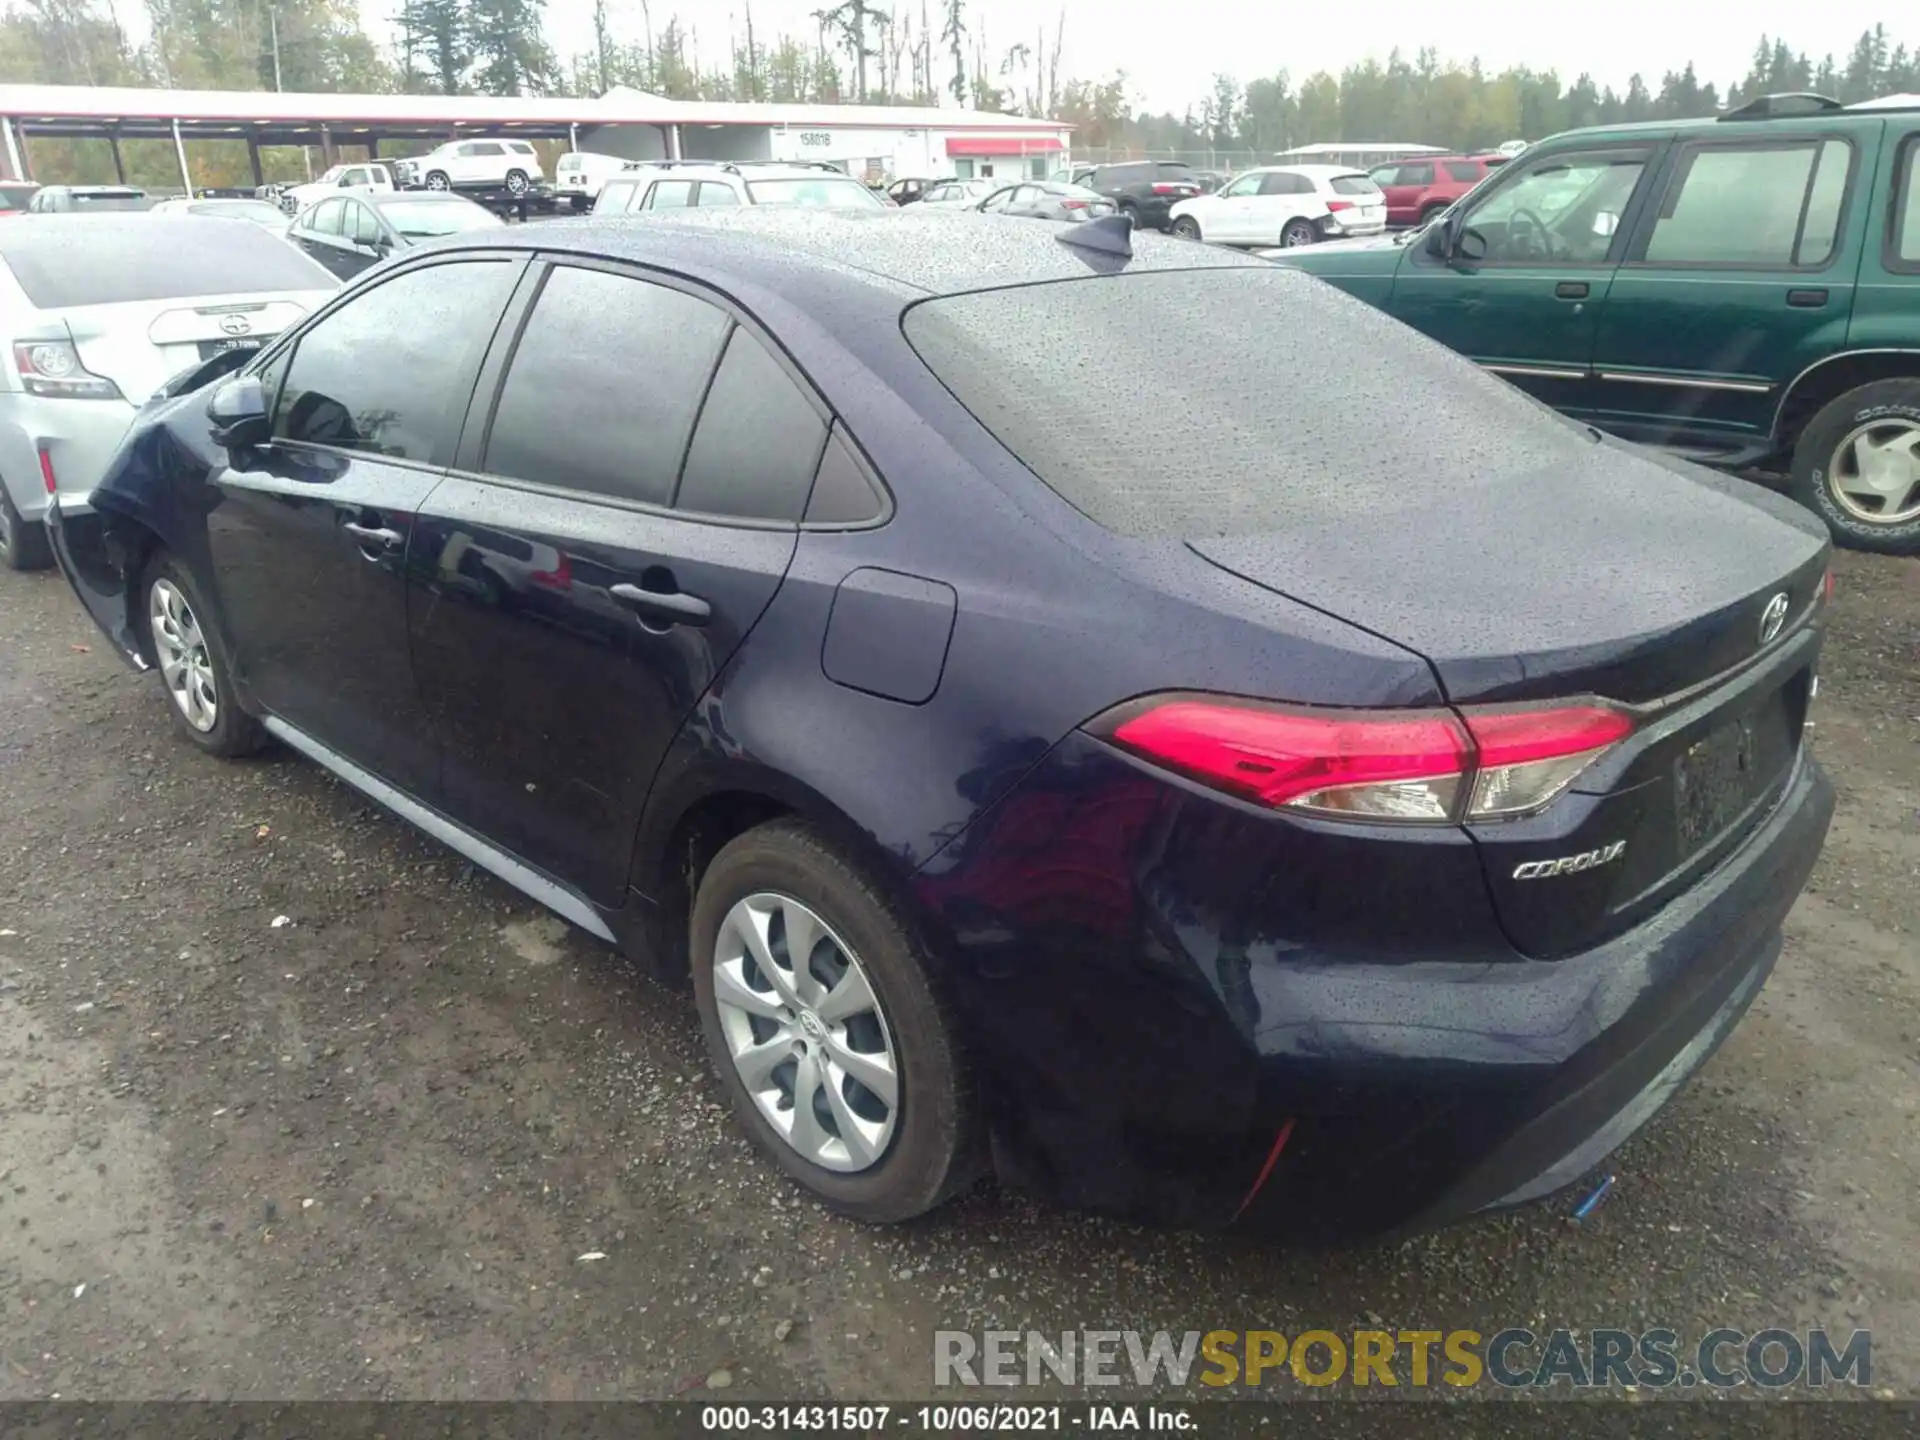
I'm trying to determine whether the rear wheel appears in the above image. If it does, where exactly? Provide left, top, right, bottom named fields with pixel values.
left=140, top=552, right=266, bottom=757
left=1418, top=202, right=1450, bottom=226
left=1789, top=380, right=1920, bottom=554
left=1280, top=217, right=1317, bottom=248
left=424, top=170, right=451, bottom=192
left=690, top=819, right=980, bottom=1222
left=1171, top=216, right=1202, bottom=241
left=505, top=169, right=529, bottom=197
left=0, top=481, right=52, bottom=572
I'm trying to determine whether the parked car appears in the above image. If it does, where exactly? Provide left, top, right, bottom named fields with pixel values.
left=395, top=138, right=545, bottom=197
left=555, top=151, right=630, bottom=209
left=46, top=207, right=1834, bottom=1244
left=885, top=177, right=936, bottom=206
left=276, top=161, right=397, bottom=217
left=1277, top=93, right=1920, bottom=553
left=25, top=185, right=151, bottom=214
left=288, top=191, right=503, bottom=280
left=1189, top=168, right=1231, bottom=194
left=1076, top=160, right=1203, bottom=230
left=592, top=161, right=884, bottom=215
left=0, top=181, right=39, bottom=216
left=918, top=178, right=999, bottom=208
left=0, top=215, right=335, bottom=570
left=1170, top=165, right=1386, bottom=247
left=151, top=197, right=296, bottom=230
left=973, top=180, right=1116, bottom=221
left=1367, top=153, right=1508, bottom=228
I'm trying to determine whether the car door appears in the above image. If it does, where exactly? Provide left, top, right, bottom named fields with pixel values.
left=1589, top=132, right=1867, bottom=452
left=206, top=255, right=523, bottom=801
left=406, top=260, right=812, bottom=906
left=1206, top=171, right=1262, bottom=243
left=1251, top=171, right=1315, bottom=244
left=1390, top=143, right=1658, bottom=417
left=333, top=199, right=387, bottom=278
left=292, top=197, right=356, bottom=277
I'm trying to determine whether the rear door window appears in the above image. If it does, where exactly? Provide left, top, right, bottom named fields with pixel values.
left=1400, top=163, right=1435, bottom=185
left=1259, top=172, right=1310, bottom=196
left=274, top=259, right=518, bottom=465
left=482, top=264, right=731, bottom=506
left=675, top=328, right=828, bottom=521
left=1643, top=139, right=1852, bottom=268
left=694, top=181, right=741, bottom=207
left=1892, top=134, right=1920, bottom=271
left=1444, top=161, right=1482, bottom=182
left=644, top=180, right=696, bottom=210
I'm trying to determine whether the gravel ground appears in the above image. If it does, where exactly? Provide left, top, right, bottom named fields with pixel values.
left=0, top=547, right=1915, bottom=1404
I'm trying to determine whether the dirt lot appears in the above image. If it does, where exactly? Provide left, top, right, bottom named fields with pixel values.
left=0, top=547, right=1915, bottom=1404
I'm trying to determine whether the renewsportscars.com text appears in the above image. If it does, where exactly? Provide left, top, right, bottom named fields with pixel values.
left=933, top=1327, right=1873, bottom=1390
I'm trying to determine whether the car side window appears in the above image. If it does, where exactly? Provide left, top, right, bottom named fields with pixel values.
left=675, top=327, right=828, bottom=522
left=1399, top=163, right=1435, bottom=185
left=694, top=181, right=741, bottom=207
left=1644, top=139, right=1852, bottom=268
left=979, top=188, right=1013, bottom=213
left=1257, top=173, right=1304, bottom=196
left=1443, top=161, right=1481, bottom=182
left=309, top=198, right=345, bottom=236
left=804, top=425, right=887, bottom=526
left=274, top=259, right=518, bottom=465
left=596, top=179, right=637, bottom=213
left=483, top=264, right=731, bottom=506
left=1220, top=174, right=1261, bottom=199
left=1461, top=149, right=1649, bottom=265
left=1892, top=135, right=1920, bottom=271
left=645, top=180, right=695, bottom=210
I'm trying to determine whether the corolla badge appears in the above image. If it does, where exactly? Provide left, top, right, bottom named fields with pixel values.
left=218, top=314, right=252, bottom=336
left=1513, top=840, right=1626, bottom=881
left=1759, top=591, right=1789, bottom=645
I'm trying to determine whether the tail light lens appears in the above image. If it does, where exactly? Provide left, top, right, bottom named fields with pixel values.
left=1150, top=182, right=1196, bottom=195
left=1092, top=695, right=1632, bottom=824
left=1060, top=198, right=1089, bottom=210
left=14, top=340, right=122, bottom=400
left=37, top=445, right=56, bottom=494
left=1325, top=198, right=1355, bottom=212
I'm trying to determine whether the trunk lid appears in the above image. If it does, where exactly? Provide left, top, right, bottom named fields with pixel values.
left=1187, top=442, right=1828, bottom=957
left=63, top=295, right=326, bottom=404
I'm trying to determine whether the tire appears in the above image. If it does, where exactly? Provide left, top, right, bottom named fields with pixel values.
left=569, top=195, right=590, bottom=212
left=139, top=551, right=267, bottom=758
left=1418, top=203, right=1449, bottom=226
left=1117, top=200, right=1139, bottom=226
left=424, top=170, right=451, bottom=192
left=0, top=481, right=52, bottom=572
left=1280, top=217, right=1317, bottom=248
left=690, top=819, right=981, bottom=1223
left=1788, top=379, right=1920, bottom=555
left=1171, top=216, right=1202, bottom=241
left=505, top=169, right=529, bottom=197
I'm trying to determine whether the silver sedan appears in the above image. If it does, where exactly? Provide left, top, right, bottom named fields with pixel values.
left=972, top=181, right=1117, bottom=222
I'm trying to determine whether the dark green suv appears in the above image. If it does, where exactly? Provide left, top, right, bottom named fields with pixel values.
left=1274, top=93, right=1920, bottom=553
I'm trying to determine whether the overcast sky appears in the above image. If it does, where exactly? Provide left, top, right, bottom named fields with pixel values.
left=496, top=0, right=1905, bottom=111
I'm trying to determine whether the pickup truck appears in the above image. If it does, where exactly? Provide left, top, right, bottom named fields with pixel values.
left=275, top=162, right=397, bottom=216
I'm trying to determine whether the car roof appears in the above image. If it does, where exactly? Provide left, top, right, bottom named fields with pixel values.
left=1259, top=164, right=1364, bottom=179
left=430, top=206, right=1265, bottom=299
left=367, top=190, right=477, bottom=207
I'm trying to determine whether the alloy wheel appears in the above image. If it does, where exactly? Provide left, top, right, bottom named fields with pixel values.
left=1281, top=220, right=1316, bottom=247
left=149, top=578, right=218, bottom=732
left=1827, top=417, right=1920, bottom=525
left=425, top=173, right=450, bottom=191
left=506, top=171, right=528, bottom=196
left=711, top=891, right=900, bottom=1173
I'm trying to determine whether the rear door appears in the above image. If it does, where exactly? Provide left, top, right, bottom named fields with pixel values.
left=407, top=259, right=814, bottom=905
left=294, top=197, right=358, bottom=277
left=1390, top=143, right=1658, bottom=417
left=641, top=178, right=697, bottom=211
left=207, top=255, right=523, bottom=801
left=1375, top=160, right=1433, bottom=226
left=1590, top=131, right=1869, bottom=453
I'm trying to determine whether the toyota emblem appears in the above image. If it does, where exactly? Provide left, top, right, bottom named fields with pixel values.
left=218, top=314, right=252, bottom=336
left=1758, top=591, right=1789, bottom=645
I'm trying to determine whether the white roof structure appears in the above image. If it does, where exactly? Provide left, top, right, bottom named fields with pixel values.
left=1848, top=93, right=1920, bottom=110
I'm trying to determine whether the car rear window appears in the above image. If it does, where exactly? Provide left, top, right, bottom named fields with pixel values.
left=71, top=190, right=149, bottom=211
left=902, top=267, right=1581, bottom=539
left=1329, top=174, right=1379, bottom=195
left=744, top=177, right=883, bottom=208
left=1443, top=161, right=1482, bottom=182
left=0, top=221, right=331, bottom=308
left=380, top=198, right=504, bottom=237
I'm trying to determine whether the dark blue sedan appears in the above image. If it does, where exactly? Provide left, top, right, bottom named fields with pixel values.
left=45, top=207, right=1835, bottom=1239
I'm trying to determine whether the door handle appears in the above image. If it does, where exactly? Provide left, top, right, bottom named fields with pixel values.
left=611, top=582, right=711, bottom=627
left=342, top=521, right=403, bottom=550
left=1554, top=281, right=1590, bottom=300
left=1786, top=289, right=1828, bottom=308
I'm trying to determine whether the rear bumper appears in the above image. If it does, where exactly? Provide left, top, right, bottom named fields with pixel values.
left=0, top=397, right=139, bottom=526
left=913, top=732, right=1833, bottom=1241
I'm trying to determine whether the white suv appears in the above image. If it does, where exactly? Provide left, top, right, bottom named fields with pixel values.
left=591, top=161, right=885, bottom=215
left=399, top=139, right=545, bottom=196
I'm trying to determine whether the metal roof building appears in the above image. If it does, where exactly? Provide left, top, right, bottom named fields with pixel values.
left=0, top=83, right=1074, bottom=189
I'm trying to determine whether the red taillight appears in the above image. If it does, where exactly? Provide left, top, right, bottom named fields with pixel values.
left=38, top=445, right=56, bottom=494
left=1150, top=182, right=1195, bottom=195
left=1097, top=696, right=1633, bottom=824
left=1822, top=567, right=1836, bottom=603
left=1060, top=198, right=1089, bottom=210
left=1325, top=198, right=1355, bottom=212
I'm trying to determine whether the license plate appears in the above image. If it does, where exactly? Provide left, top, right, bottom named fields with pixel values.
left=1674, top=699, right=1791, bottom=853
left=198, top=337, right=264, bottom=360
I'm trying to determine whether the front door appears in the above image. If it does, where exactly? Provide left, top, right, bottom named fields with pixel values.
left=207, top=255, right=523, bottom=801
left=409, top=261, right=811, bottom=906
left=1207, top=171, right=1263, bottom=243
left=1589, top=133, right=1868, bottom=453
left=1389, top=144, right=1658, bottom=416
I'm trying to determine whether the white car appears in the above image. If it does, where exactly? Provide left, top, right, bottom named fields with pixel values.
left=397, top=139, right=545, bottom=196
left=1169, top=165, right=1387, bottom=248
left=591, top=162, right=885, bottom=216
left=277, top=161, right=396, bottom=217
left=554, top=151, right=630, bottom=209
left=917, top=178, right=999, bottom=208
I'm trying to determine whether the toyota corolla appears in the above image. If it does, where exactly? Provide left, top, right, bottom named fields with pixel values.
left=43, top=208, right=1834, bottom=1240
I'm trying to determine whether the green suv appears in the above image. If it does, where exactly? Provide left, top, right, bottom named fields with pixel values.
left=1274, top=93, right=1920, bottom=554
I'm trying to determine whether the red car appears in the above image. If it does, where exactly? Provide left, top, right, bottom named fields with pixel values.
left=1367, top=154, right=1507, bottom=228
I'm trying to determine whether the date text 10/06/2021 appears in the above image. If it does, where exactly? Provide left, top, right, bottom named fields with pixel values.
left=701, top=1406, right=1195, bottom=1432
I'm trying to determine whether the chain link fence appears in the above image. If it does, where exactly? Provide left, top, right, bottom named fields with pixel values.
left=1066, top=148, right=1268, bottom=174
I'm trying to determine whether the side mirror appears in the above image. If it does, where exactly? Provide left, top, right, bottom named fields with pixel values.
left=207, top=375, right=270, bottom=450
left=1454, top=227, right=1489, bottom=262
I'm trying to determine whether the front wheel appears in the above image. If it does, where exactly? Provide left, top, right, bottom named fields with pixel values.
left=1280, top=217, right=1317, bottom=248
left=1171, top=216, right=1202, bottom=241
left=423, top=170, right=451, bottom=192
left=141, top=552, right=266, bottom=757
left=0, top=481, right=52, bottom=571
left=505, top=169, right=529, bottom=197
left=1789, top=379, right=1920, bottom=554
left=690, top=820, right=981, bottom=1223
